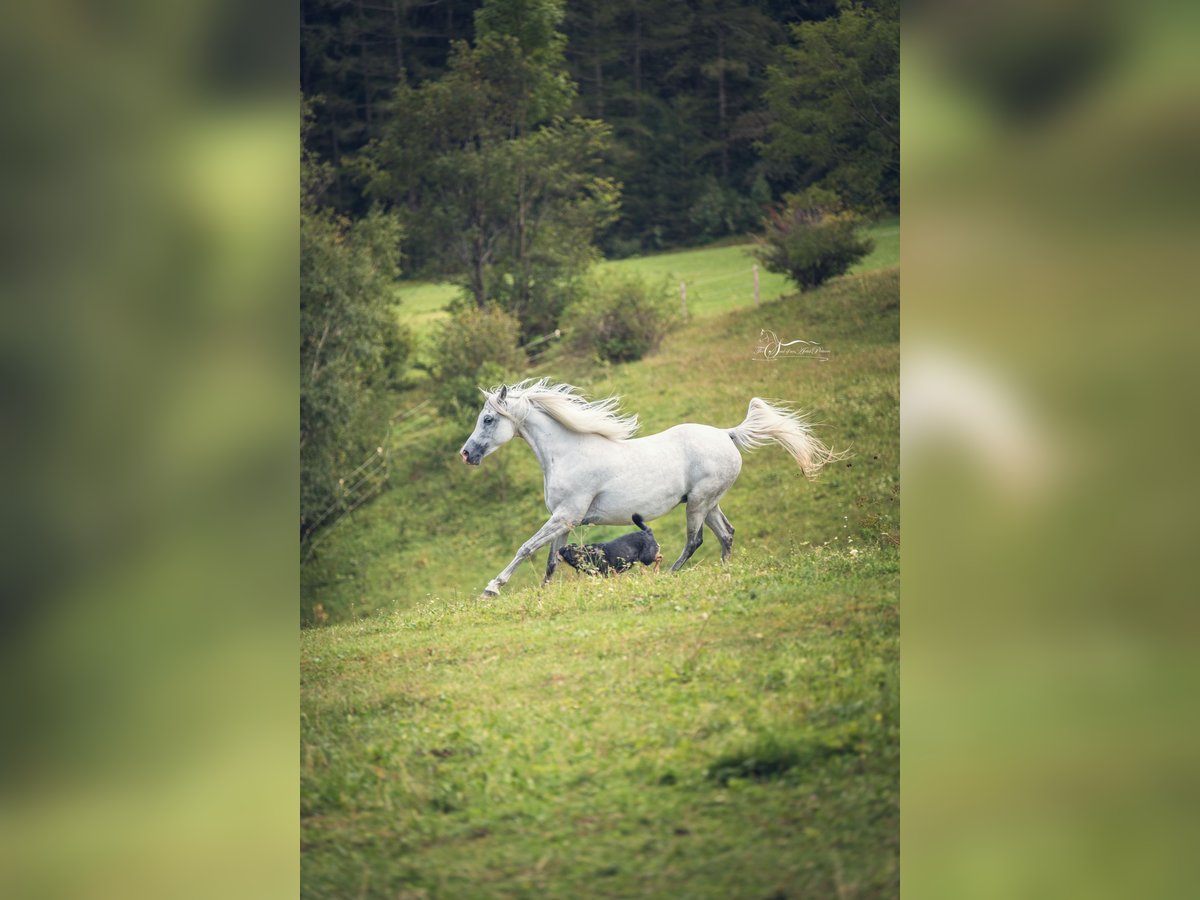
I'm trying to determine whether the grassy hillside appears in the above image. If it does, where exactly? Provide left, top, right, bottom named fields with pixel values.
left=394, top=217, right=898, bottom=336
left=304, top=268, right=898, bottom=624
left=301, top=264, right=898, bottom=897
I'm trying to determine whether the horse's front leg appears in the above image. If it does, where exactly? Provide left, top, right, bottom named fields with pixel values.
left=483, top=508, right=585, bottom=598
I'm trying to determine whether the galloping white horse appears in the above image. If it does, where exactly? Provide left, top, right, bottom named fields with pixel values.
left=459, top=379, right=843, bottom=597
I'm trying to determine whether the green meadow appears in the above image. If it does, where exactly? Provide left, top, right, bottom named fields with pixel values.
left=302, top=547, right=898, bottom=898
left=393, top=217, right=898, bottom=336
left=302, top=249, right=899, bottom=896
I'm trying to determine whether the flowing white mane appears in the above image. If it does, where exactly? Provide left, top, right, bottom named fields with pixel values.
left=484, top=378, right=639, bottom=440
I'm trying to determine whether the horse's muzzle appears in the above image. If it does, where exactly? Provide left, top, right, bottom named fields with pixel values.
left=460, top=446, right=480, bottom=466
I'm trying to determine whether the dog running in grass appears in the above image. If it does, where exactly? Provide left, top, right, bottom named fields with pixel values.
left=558, top=514, right=663, bottom=576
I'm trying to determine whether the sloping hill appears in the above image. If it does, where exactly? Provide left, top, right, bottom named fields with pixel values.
left=301, top=268, right=899, bottom=897
left=303, top=267, right=898, bottom=623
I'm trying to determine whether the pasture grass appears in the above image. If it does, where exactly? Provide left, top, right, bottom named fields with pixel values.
left=301, top=544, right=899, bottom=898
left=394, top=217, right=899, bottom=337
left=598, top=216, right=898, bottom=320
left=392, top=280, right=460, bottom=334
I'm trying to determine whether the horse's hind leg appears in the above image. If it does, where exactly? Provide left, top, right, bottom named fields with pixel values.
left=705, top=505, right=735, bottom=563
left=542, top=532, right=567, bottom=586
left=670, top=503, right=708, bottom=571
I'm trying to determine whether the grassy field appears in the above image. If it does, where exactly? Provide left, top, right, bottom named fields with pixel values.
left=395, top=217, right=898, bottom=336
left=302, top=257, right=899, bottom=896
left=302, top=547, right=898, bottom=897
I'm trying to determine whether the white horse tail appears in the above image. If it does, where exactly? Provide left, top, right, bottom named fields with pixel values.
left=728, top=398, right=847, bottom=479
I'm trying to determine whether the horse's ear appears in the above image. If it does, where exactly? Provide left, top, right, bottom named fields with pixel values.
left=498, top=385, right=508, bottom=404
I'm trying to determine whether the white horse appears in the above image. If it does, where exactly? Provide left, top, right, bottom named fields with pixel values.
left=459, top=378, right=844, bottom=597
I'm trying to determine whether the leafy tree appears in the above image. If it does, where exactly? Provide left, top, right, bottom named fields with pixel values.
left=752, top=186, right=874, bottom=291
left=487, top=118, right=621, bottom=336
left=760, top=0, right=899, bottom=212
left=301, top=0, right=481, bottom=210
left=301, top=103, right=410, bottom=540
left=561, top=272, right=678, bottom=363
left=357, top=0, right=619, bottom=341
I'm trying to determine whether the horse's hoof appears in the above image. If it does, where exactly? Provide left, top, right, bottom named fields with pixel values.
left=481, top=583, right=501, bottom=598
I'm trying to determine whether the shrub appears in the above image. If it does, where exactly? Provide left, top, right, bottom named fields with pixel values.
left=429, top=305, right=527, bottom=416
left=561, top=272, right=677, bottom=364
left=301, top=201, right=407, bottom=541
left=752, top=187, right=874, bottom=292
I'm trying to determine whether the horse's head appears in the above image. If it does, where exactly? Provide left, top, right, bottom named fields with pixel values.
left=459, top=385, right=519, bottom=466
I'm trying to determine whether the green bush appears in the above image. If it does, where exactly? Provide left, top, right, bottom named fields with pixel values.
left=752, top=187, right=875, bottom=292
left=429, top=305, right=527, bottom=416
left=301, top=202, right=408, bottom=541
left=561, top=272, right=677, bottom=364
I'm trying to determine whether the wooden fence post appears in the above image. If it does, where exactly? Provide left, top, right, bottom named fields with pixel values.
left=680, top=281, right=688, bottom=321
left=753, top=264, right=760, bottom=306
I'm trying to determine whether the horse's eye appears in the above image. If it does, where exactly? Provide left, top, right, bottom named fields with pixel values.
left=483, top=416, right=494, bottom=426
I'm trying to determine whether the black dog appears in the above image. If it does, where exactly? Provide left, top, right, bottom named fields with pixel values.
left=558, top=514, right=662, bottom=576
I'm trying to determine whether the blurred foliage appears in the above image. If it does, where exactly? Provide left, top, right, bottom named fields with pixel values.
left=0, top=2, right=299, bottom=897
left=561, top=271, right=678, bottom=363
left=301, top=106, right=411, bottom=540
left=761, top=0, right=899, bottom=212
left=910, top=0, right=1122, bottom=123
left=903, top=0, right=1200, bottom=897
left=752, top=187, right=875, bottom=291
left=428, top=305, right=527, bottom=416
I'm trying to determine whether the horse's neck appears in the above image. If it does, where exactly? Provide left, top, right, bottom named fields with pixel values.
left=518, top=407, right=587, bottom=475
